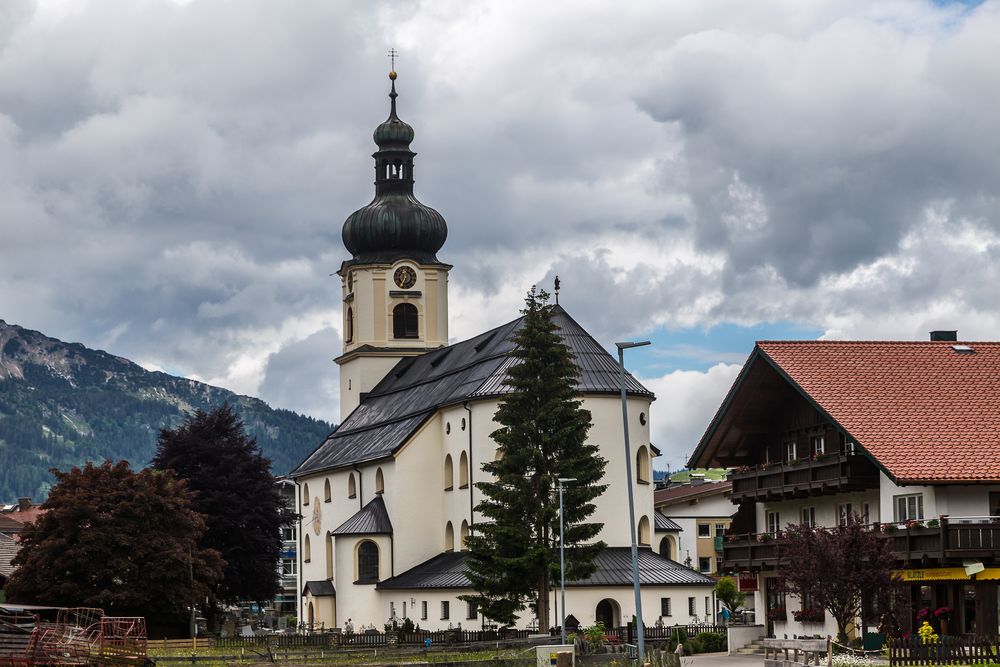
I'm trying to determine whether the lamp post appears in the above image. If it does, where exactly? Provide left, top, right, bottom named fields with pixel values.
left=616, top=340, right=650, bottom=661
left=557, top=476, right=577, bottom=645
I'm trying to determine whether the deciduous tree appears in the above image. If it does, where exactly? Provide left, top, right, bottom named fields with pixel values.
left=778, top=517, right=898, bottom=643
left=6, top=461, right=223, bottom=629
left=463, top=287, right=608, bottom=628
left=153, top=404, right=292, bottom=609
left=714, top=576, right=746, bottom=617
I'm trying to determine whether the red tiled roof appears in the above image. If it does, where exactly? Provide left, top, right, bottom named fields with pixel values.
left=757, top=340, right=1000, bottom=484
left=653, top=480, right=732, bottom=506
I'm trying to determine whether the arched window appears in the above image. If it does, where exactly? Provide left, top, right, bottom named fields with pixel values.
left=460, top=520, right=469, bottom=550
left=324, top=478, right=332, bottom=503
left=307, top=601, right=314, bottom=625
left=348, top=473, right=356, bottom=499
left=444, top=454, right=454, bottom=491
left=302, top=483, right=310, bottom=505
left=357, top=540, right=379, bottom=582
left=659, top=536, right=675, bottom=560
left=494, top=448, right=504, bottom=461
left=392, top=303, right=419, bottom=339
left=346, top=307, right=354, bottom=343
left=636, top=446, right=650, bottom=484
left=375, top=467, right=384, bottom=495
left=445, top=521, right=455, bottom=551
left=459, top=451, right=469, bottom=489
left=304, top=534, right=312, bottom=562
left=638, top=516, right=651, bottom=546
left=326, top=534, right=334, bottom=579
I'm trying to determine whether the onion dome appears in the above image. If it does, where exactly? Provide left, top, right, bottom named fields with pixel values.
left=342, top=72, right=448, bottom=266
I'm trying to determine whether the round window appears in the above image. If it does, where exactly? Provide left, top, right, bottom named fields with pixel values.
left=446, top=422, right=451, bottom=434
left=461, top=418, right=467, bottom=431
left=639, top=412, right=647, bottom=426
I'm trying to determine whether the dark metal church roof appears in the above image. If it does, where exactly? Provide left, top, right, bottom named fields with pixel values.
left=293, top=306, right=653, bottom=477
left=654, top=511, right=682, bottom=532
left=376, top=547, right=714, bottom=590
left=330, top=496, right=393, bottom=536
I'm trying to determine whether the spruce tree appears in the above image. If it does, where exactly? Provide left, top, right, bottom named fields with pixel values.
left=463, top=287, right=608, bottom=629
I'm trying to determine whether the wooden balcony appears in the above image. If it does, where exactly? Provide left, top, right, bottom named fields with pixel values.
left=721, top=517, right=1000, bottom=572
left=728, top=453, right=880, bottom=503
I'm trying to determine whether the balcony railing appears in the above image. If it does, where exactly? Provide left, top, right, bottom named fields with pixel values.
left=721, top=516, right=1000, bottom=572
left=728, top=452, right=880, bottom=502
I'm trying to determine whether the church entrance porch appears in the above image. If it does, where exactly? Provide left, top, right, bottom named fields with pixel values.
left=596, top=598, right=621, bottom=629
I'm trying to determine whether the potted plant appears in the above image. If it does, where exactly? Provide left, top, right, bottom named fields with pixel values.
left=792, top=608, right=825, bottom=624
left=768, top=606, right=787, bottom=621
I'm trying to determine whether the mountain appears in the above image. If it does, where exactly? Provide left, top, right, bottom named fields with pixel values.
left=0, top=320, right=334, bottom=501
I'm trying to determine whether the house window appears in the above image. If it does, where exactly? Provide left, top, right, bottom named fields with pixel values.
left=811, top=435, right=825, bottom=456
left=894, top=494, right=924, bottom=522
left=324, top=479, right=332, bottom=503
left=800, top=507, right=816, bottom=528
left=302, top=483, right=310, bottom=505
left=375, top=467, right=384, bottom=494
left=688, top=597, right=696, bottom=616
left=705, top=597, right=711, bottom=616
left=445, top=521, right=455, bottom=551
left=990, top=493, right=1000, bottom=518
left=862, top=502, right=871, bottom=524
left=304, top=534, right=311, bottom=563
left=441, top=601, right=450, bottom=620
left=845, top=439, right=857, bottom=454
left=715, top=523, right=726, bottom=536
left=346, top=307, right=354, bottom=343
left=393, top=303, right=419, bottom=339
left=661, top=598, right=672, bottom=617
left=281, top=525, right=296, bottom=541
left=838, top=503, right=853, bottom=526
left=698, top=523, right=712, bottom=537
left=467, top=601, right=478, bottom=620
left=766, top=511, right=780, bottom=535
left=281, top=558, right=296, bottom=575
left=421, top=601, right=428, bottom=620
left=786, top=441, right=796, bottom=462
left=357, top=540, right=379, bottom=582
left=444, top=454, right=454, bottom=491
left=716, top=557, right=723, bottom=573
left=460, top=520, right=470, bottom=550
left=348, top=473, right=357, bottom=499
left=699, top=557, right=712, bottom=573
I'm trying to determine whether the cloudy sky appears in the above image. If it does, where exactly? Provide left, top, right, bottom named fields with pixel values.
left=2, top=0, right=998, bottom=470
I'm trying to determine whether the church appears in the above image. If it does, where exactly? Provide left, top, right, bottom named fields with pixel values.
left=291, top=71, right=715, bottom=632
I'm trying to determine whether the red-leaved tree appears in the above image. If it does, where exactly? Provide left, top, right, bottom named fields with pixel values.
left=778, top=517, right=898, bottom=642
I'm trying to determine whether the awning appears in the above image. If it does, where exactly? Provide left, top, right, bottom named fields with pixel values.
left=896, top=568, right=970, bottom=581
left=895, top=567, right=1000, bottom=582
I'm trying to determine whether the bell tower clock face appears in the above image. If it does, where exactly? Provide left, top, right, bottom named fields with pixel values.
left=393, top=266, right=417, bottom=289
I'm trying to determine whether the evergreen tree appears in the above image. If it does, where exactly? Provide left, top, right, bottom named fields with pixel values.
left=463, top=287, right=608, bottom=629
left=6, top=461, right=224, bottom=632
left=153, top=404, right=293, bottom=612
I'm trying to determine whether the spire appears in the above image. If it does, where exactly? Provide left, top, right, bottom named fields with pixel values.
left=340, top=65, right=448, bottom=267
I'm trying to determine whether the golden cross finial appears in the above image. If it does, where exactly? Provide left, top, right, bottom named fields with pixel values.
left=388, top=48, right=398, bottom=73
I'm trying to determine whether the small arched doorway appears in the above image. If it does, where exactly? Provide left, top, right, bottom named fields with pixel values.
left=659, top=535, right=676, bottom=560
left=307, top=601, right=315, bottom=626
left=595, top=598, right=620, bottom=629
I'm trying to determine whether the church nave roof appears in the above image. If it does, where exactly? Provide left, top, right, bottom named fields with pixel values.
left=292, top=305, right=652, bottom=478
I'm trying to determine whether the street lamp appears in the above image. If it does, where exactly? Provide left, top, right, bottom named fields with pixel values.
left=616, top=340, right=650, bottom=662
left=557, top=476, right=577, bottom=645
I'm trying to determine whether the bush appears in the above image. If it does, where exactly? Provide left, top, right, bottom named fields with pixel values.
left=674, top=627, right=688, bottom=642
left=696, top=632, right=727, bottom=653
left=831, top=655, right=879, bottom=667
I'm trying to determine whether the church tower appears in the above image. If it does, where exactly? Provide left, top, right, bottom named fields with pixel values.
left=336, top=71, right=450, bottom=420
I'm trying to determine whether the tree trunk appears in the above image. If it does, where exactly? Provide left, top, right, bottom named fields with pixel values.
left=538, top=575, right=549, bottom=630
left=834, top=615, right=849, bottom=645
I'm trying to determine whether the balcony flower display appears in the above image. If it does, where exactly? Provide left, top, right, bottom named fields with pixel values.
left=767, top=606, right=787, bottom=621
left=905, top=519, right=925, bottom=529
left=916, top=607, right=930, bottom=622
left=933, top=606, right=952, bottom=621
left=792, top=608, right=825, bottom=623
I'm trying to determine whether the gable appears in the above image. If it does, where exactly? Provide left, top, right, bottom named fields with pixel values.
left=690, top=341, right=1000, bottom=484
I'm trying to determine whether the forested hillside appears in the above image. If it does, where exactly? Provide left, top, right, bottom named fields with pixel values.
left=0, top=320, right=334, bottom=500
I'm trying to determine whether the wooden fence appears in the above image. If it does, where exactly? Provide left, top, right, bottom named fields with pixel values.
left=888, top=635, right=1000, bottom=665
left=209, top=628, right=533, bottom=650
left=601, top=624, right=725, bottom=645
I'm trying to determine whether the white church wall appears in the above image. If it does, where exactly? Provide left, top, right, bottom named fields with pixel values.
left=583, top=395, right=655, bottom=547
left=389, top=415, right=447, bottom=572
left=333, top=533, right=392, bottom=630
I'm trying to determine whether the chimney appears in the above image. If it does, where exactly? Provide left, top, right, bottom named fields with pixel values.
left=930, top=330, right=958, bottom=342
left=17, top=497, right=32, bottom=511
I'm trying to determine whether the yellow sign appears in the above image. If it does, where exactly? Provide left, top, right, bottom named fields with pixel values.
left=976, top=568, right=1000, bottom=580
left=896, top=567, right=969, bottom=581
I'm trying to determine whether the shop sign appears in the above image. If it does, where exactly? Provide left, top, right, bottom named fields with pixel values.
left=738, top=571, right=759, bottom=592
left=896, top=567, right=968, bottom=581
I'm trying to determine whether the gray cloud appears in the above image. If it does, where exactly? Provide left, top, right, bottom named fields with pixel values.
left=1, top=0, right=998, bottom=443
